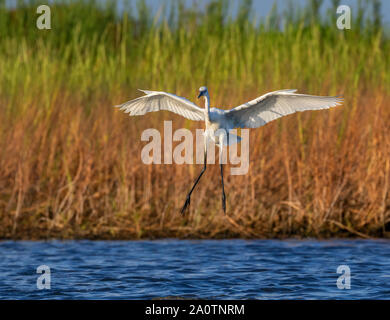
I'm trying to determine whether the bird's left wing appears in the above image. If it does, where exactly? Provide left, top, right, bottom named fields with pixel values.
left=115, top=90, right=205, bottom=121
left=224, top=89, right=343, bottom=128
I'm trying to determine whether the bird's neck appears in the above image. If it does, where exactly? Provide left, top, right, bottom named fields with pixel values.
left=204, top=93, right=210, bottom=121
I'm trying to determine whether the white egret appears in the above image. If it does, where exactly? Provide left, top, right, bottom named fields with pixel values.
left=115, top=87, right=343, bottom=214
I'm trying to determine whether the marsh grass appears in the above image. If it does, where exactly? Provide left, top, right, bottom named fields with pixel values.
left=0, top=0, right=389, bottom=239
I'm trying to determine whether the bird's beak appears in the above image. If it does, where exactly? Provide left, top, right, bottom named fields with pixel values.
left=198, top=92, right=202, bottom=99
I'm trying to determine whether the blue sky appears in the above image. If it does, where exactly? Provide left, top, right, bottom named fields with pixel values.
left=5, top=0, right=390, bottom=25
left=121, top=0, right=390, bottom=25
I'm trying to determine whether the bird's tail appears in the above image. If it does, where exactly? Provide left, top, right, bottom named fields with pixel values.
left=223, top=132, right=241, bottom=146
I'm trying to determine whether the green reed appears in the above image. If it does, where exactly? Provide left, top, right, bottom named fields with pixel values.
left=0, top=0, right=388, bottom=114
left=0, top=1, right=390, bottom=239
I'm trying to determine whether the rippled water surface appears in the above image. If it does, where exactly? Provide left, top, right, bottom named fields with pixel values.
left=0, top=239, right=389, bottom=299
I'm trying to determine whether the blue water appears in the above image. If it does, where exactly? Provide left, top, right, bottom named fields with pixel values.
left=0, top=239, right=389, bottom=299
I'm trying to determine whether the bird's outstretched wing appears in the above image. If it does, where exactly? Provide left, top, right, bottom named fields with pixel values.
left=115, top=90, right=205, bottom=121
left=225, top=89, right=343, bottom=128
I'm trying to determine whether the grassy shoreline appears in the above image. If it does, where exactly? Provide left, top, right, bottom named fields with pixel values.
left=1, top=0, right=389, bottom=239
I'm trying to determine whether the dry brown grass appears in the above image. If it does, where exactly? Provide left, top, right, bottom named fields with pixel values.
left=1, top=90, right=389, bottom=239
left=1, top=1, right=390, bottom=239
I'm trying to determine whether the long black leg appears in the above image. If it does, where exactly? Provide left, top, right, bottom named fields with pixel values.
left=220, top=162, right=226, bottom=213
left=180, top=150, right=207, bottom=215
left=220, top=134, right=228, bottom=213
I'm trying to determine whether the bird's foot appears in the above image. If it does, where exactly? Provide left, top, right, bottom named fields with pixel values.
left=222, top=194, right=226, bottom=214
left=181, top=195, right=191, bottom=215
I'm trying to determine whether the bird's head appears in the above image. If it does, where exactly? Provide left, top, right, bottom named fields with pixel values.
left=198, top=86, right=208, bottom=99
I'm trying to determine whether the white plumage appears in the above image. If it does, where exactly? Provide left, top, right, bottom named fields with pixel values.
left=224, top=89, right=342, bottom=128
left=116, top=89, right=204, bottom=121
left=115, top=86, right=343, bottom=214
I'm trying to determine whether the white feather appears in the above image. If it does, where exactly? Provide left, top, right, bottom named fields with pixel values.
left=224, top=89, right=343, bottom=128
left=115, top=90, right=204, bottom=121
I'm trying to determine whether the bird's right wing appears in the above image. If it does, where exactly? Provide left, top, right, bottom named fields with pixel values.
left=115, top=90, right=205, bottom=121
left=225, top=89, right=343, bottom=128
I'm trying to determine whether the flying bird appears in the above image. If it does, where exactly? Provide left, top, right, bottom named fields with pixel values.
left=115, top=87, right=343, bottom=214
